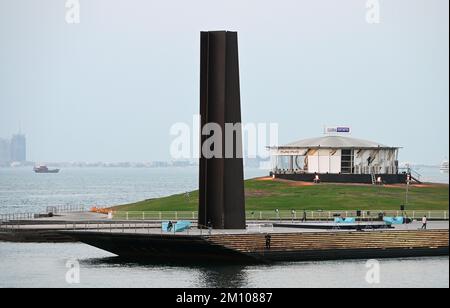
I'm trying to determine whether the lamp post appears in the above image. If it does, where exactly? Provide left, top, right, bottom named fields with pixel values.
left=405, top=174, right=411, bottom=207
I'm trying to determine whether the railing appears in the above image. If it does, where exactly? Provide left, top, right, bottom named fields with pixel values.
left=112, top=211, right=198, bottom=221
left=52, top=221, right=275, bottom=236
left=0, top=205, right=102, bottom=223
left=111, top=210, right=449, bottom=221
left=46, top=205, right=87, bottom=214
left=0, top=220, right=206, bottom=237
left=399, top=166, right=423, bottom=182
left=2, top=209, right=447, bottom=225
left=0, top=212, right=35, bottom=223
left=247, top=210, right=448, bottom=221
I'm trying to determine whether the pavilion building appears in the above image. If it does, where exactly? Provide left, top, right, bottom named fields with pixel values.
left=268, top=135, right=408, bottom=184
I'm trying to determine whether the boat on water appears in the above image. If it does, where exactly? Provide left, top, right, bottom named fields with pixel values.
left=33, top=165, right=60, bottom=174
left=440, top=160, right=449, bottom=173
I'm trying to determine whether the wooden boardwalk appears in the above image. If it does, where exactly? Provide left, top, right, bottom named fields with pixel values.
left=207, top=230, right=449, bottom=253
left=205, top=229, right=449, bottom=262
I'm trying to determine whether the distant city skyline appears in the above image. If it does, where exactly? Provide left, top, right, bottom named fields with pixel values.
left=0, top=0, right=448, bottom=165
left=0, top=133, right=27, bottom=164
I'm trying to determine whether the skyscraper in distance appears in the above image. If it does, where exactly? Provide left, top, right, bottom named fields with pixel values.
left=10, top=134, right=26, bottom=162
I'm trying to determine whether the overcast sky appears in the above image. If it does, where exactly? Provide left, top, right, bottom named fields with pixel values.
left=0, top=0, right=448, bottom=164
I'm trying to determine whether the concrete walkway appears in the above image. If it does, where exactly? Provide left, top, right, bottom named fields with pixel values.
left=3, top=220, right=447, bottom=234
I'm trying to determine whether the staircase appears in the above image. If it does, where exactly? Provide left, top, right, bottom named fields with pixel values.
left=408, top=169, right=423, bottom=184
left=370, top=171, right=376, bottom=185
left=206, top=230, right=449, bottom=254
left=400, top=166, right=423, bottom=184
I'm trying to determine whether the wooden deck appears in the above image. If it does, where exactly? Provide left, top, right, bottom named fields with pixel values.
left=206, top=230, right=449, bottom=254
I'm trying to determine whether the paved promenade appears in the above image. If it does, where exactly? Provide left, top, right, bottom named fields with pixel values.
left=1, top=217, right=448, bottom=237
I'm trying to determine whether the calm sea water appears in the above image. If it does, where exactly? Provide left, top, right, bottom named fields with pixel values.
left=0, top=166, right=447, bottom=215
left=413, top=166, right=449, bottom=184
left=0, top=243, right=447, bottom=288
left=0, top=166, right=448, bottom=288
left=0, top=167, right=266, bottom=214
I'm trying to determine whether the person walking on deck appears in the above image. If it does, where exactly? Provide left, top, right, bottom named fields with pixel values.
left=421, top=216, right=428, bottom=230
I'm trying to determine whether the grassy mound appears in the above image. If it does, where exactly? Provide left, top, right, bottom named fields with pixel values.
left=113, top=178, right=449, bottom=212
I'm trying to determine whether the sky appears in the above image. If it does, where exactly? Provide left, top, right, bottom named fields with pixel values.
left=0, top=0, right=448, bottom=164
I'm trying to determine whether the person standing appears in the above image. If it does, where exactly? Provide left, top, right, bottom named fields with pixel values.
left=265, top=234, right=272, bottom=250
left=167, top=221, right=173, bottom=232
left=421, top=216, right=428, bottom=230
left=313, top=174, right=320, bottom=184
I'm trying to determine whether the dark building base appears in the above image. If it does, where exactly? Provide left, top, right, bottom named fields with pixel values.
left=0, top=230, right=76, bottom=243
left=63, top=232, right=256, bottom=264
left=274, top=173, right=408, bottom=184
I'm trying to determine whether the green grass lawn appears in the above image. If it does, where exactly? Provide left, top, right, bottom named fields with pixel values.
left=113, top=178, right=449, bottom=212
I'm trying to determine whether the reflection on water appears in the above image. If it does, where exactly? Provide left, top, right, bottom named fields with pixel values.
left=0, top=242, right=448, bottom=288
left=197, top=266, right=250, bottom=288
left=83, top=256, right=250, bottom=288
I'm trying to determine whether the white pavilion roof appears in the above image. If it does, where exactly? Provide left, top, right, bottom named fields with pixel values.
left=276, top=136, right=399, bottom=149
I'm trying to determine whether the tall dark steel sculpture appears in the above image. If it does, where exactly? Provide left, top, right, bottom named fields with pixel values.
left=198, top=31, right=246, bottom=230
